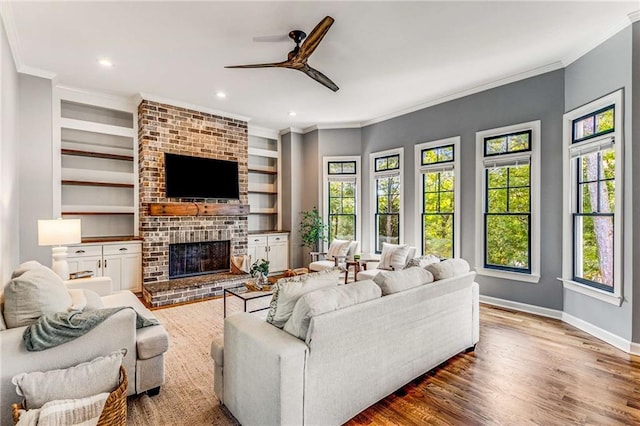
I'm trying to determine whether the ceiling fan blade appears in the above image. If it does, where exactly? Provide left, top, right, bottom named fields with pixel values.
left=225, top=61, right=290, bottom=69
left=300, top=64, right=339, bottom=92
left=297, top=16, right=334, bottom=60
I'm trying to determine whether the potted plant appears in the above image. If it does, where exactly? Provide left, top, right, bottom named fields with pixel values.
left=250, top=258, right=270, bottom=285
left=300, top=207, right=328, bottom=253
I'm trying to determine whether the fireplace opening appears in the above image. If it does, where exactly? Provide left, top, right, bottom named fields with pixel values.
left=169, top=240, right=230, bottom=279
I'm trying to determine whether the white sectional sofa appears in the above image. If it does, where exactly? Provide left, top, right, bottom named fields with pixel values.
left=211, top=263, right=479, bottom=426
left=0, top=263, right=169, bottom=426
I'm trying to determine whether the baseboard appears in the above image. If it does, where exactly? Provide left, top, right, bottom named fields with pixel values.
left=562, top=312, right=640, bottom=356
left=479, top=295, right=563, bottom=320
left=479, top=294, right=640, bottom=356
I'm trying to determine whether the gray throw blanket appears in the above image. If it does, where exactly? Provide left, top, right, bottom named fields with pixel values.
left=23, top=307, right=159, bottom=352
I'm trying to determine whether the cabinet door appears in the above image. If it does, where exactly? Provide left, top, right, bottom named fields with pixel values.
left=102, top=255, right=123, bottom=291
left=120, top=253, right=142, bottom=292
left=247, top=236, right=268, bottom=266
left=267, top=235, right=289, bottom=273
left=68, top=256, right=103, bottom=278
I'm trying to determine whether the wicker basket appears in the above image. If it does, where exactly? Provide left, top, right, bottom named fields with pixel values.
left=12, top=365, right=128, bottom=426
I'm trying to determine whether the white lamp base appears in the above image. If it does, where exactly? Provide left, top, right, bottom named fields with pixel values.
left=51, top=246, right=70, bottom=280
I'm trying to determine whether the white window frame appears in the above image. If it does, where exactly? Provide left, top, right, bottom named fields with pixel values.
left=322, top=156, right=361, bottom=249
left=475, top=121, right=541, bottom=283
left=414, top=137, right=461, bottom=258
left=370, top=147, right=404, bottom=254
left=560, top=90, right=623, bottom=306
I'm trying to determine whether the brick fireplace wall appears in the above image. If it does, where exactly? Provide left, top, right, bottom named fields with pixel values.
left=138, top=100, right=248, bottom=284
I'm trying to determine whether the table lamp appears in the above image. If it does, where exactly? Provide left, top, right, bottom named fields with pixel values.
left=38, top=218, right=82, bottom=279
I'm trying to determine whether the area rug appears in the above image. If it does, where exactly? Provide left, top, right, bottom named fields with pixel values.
left=127, top=296, right=264, bottom=425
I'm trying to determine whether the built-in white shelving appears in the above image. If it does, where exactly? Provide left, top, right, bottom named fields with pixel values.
left=247, top=130, right=281, bottom=233
left=56, top=90, right=139, bottom=241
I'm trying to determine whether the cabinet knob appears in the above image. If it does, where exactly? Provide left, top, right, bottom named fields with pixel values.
left=75, top=249, right=85, bottom=254
left=119, top=247, right=128, bottom=251
left=275, top=238, right=280, bottom=240
left=254, top=239, right=260, bottom=242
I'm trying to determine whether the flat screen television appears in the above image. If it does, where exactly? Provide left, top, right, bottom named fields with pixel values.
left=164, top=153, right=240, bottom=200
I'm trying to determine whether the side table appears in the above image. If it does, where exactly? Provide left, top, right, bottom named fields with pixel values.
left=224, top=288, right=273, bottom=318
left=344, top=260, right=368, bottom=284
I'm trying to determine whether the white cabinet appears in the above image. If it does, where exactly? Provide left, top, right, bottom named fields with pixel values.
left=247, top=233, right=289, bottom=274
left=68, top=242, right=142, bottom=292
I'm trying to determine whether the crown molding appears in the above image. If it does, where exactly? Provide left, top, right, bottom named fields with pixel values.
left=630, top=10, right=640, bottom=23
left=138, top=92, right=251, bottom=123
left=562, top=15, right=635, bottom=67
left=279, top=127, right=304, bottom=136
left=302, top=123, right=362, bottom=133
left=56, top=85, right=138, bottom=112
left=1, top=3, right=56, bottom=79
left=247, top=124, right=279, bottom=140
left=361, top=61, right=564, bottom=128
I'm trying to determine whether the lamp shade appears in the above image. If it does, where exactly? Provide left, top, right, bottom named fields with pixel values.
left=38, top=219, right=82, bottom=246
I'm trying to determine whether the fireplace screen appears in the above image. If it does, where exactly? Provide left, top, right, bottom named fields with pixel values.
left=169, top=240, right=230, bottom=279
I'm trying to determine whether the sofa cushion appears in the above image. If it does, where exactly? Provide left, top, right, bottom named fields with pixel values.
left=404, top=254, right=441, bottom=269
left=425, top=258, right=470, bottom=281
left=3, top=266, right=72, bottom=328
left=283, top=279, right=381, bottom=340
left=308, top=259, right=336, bottom=272
left=378, top=243, right=410, bottom=270
left=12, top=350, right=123, bottom=409
left=355, top=268, right=381, bottom=281
left=373, top=267, right=434, bottom=295
left=326, top=239, right=351, bottom=261
left=266, top=268, right=340, bottom=328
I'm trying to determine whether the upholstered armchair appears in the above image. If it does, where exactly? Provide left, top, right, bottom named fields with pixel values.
left=309, top=240, right=359, bottom=272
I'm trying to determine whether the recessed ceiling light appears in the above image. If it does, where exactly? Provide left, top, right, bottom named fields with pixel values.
left=288, top=111, right=297, bottom=117
left=216, top=91, right=227, bottom=99
left=98, top=58, right=113, bottom=68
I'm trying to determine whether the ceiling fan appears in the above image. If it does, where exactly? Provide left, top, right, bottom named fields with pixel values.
left=225, top=16, right=339, bottom=92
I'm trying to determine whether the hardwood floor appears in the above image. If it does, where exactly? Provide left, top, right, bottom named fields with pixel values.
left=346, top=304, right=640, bottom=425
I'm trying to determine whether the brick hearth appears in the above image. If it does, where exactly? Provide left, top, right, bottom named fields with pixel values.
left=142, top=272, right=250, bottom=308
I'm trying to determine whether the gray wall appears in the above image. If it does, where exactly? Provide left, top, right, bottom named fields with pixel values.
left=563, top=26, right=633, bottom=340
left=360, top=70, right=565, bottom=310
left=0, top=18, right=19, bottom=285
left=18, top=75, right=53, bottom=266
left=281, top=131, right=305, bottom=268
left=633, top=22, right=640, bottom=343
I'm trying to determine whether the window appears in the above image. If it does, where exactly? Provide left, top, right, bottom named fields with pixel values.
left=323, top=157, right=360, bottom=244
left=371, top=148, right=403, bottom=253
left=562, top=90, right=623, bottom=305
left=415, top=138, right=460, bottom=259
left=475, top=121, right=540, bottom=283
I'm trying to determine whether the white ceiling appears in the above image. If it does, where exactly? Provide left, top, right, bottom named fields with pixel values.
left=3, top=1, right=639, bottom=131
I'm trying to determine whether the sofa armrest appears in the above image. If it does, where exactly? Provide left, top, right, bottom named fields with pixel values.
left=223, top=313, right=308, bottom=426
left=64, top=276, right=113, bottom=296
left=0, top=309, right=137, bottom=426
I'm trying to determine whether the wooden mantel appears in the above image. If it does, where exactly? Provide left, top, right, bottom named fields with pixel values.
left=148, top=202, right=250, bottom=217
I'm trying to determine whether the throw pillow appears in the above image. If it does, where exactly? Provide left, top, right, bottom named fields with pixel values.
left=404, top=254, right=441, bottom=269
left=3, top=266, right=72, bottom=328
left=11, top=261, right=47, bottom=279
left=12, top=350, right=124, bottom=410
left=266, top=268, right=340, bottom=328
left=326, top=239, right=351, bottom=260
left=373, top=267, right=434, bottom=295
left=378, top=243, right=410, bottom=270
left=20, top=392, right=110, bottom=426
left=82, top=289, right=105, bottom=311
left=425, top=258, right=470, bottom=281
left=283, top=279, right=381, bottom=340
